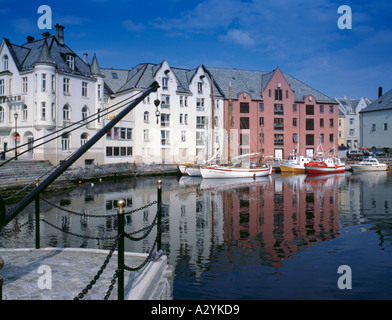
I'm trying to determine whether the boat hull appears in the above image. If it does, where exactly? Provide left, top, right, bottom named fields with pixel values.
left=185, top=167, right=202, bottom=176
left=305, top=164, right=345, bottom=174
left=200, top=166, right=272, bottom=179
left=350, top=164, right=388, bottom=172
left=279, top=163, right=306, bottom=174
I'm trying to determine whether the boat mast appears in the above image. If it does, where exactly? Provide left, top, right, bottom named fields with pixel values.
left=228, top=82, right=232, bottom=163
left=211, top=75, right=215, bottom=161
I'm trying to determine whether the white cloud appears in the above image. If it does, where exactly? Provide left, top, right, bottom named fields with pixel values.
left=222, top=29, right=255, bottom=47
left=123, top=19, right=146, bottom=32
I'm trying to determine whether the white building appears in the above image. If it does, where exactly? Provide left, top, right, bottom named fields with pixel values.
left=335, top=96, right=371, bottom=149
left=102, top=61, right=225, bottom=164
left=360, top=87, right=392, bottom=151
left=0, top=25, right=105, bottom=166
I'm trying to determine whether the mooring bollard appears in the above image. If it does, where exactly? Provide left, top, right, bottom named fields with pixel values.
left=117, top=199, right=125, bottom=301
left=157, top=180, right=162, bottom=251
left=35, top=179, right=40, bottom=249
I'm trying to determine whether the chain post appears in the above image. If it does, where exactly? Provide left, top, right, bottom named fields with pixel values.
left=117, top=199, right=125, bottom=301
left=157, top=180, right=162, bottom=251
left=35, top=178, right=40, bottom=249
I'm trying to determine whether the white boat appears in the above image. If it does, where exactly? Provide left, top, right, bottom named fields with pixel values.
left=200, top=164, right=272, bottom=179
left=350, top=157, right=388, bottom=172
left=279, top=155, right=311, bottom=173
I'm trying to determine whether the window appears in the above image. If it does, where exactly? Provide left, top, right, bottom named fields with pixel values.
left=161, top=95, right=170, bottom=108
left=196, top=132, right=205, bottom=146
left=259, top=103, right=264, bottom=112
left=184, top=114, right=188, bottom=125
left=275, top=89, right=282, bottom=101
left=111, top=72, right=118, bottom=79
left=41, top=102, right=46, bottom=120
left=63, top=105, right=70, bottom=120
left=97, top=84, right=102, bottom=100
left=196, top=98, right=205, bottom=111
left=259, top=117, right=264, bottom=127
left=306, top=105, right=314, bottom=115
left=306, top=134, right=314, bottom=146
left=41, top=74, right=47, bottom=91
left=0, top=106, right=4, bottom=122
left=144, top=111, right=149, bottom=123
left=82, top=106, right=88, bottom=121
left=320, top=133, right=324, bottom=143
left=329, top=105, right=334, bottom=113
left=127, top=128, right=132, bottom=140
left=329, top=119, right=334, bottom=128
left=274, top=118, right=284, bottom=130
left=240, top=117, right=249, bottom=129
left=384, top=123, right=388, bottom=131
left=286, top=90, right=289, bottom=99
left=274, top=104, right=284, bottom=115
left=293, top=104, right=297, bottom=113
left=161, top=113, right=170, bottom=127
left=161, top=130, right=170, bottom=145
left=306, top=119, right=314, bottom=130
left=0, top=80, right=4, bottom=95
left=51, top=75, right=55, bottom=92
left=371, top=124, right=376, bottom=131
left=22, top=77, right=28, bottom=93
left=52, top=103, right=55, bottom=121
left=197, top=116, right=206, bottom=129
left=349, top=129, right=354, bottom=136
left=2, top=55, right=8, bottom=70
left=97, top=108, right=101, bottom=123
left=240, top=133, right=250, bottom=146
left=329, top=134, right=334, bottom=143
left=268, top=89, right=271, bottom=98
left=293, top=118, right=297, bottom=127
left=293, top=133, right=298, bottom=143
left=120, top=128, right=126, bottom=140
left=274, top=134, right=284, bottom=146
left=179, top=113, right=183, bottom=124
left=62, top=133, right=70, bottom=151
left=66, top=55, right=75, bottom=70
left=320, top=105, right=324, bottom=113
left=22, top=105, right=28, bottom=121
left=81, top=133, right=89, bottom=146
left=63, top=78, right=70, bottom=94
left=349, top=118, right=354, bottom=125
left=143, top=129, right=149, bottom=141
left=162, top=77, right=169, bottom=90
left=320, top=118, right=324, bottom=128
left=181, top=130, right=186, bottom=142
left=82, top=82, right=88, bottom=97
left=197, top=82, right=203, bottom=93
left=240, top=102, right=249, bottom=113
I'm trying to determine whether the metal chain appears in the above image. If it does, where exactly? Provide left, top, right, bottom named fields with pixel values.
left=0, top=218, right=34, bottom=237
left=104, top=269, right=119, bottom=300
left=125, top=210, right=158, bottom=241
left=42, top=198, right=117, bottom=218
left=41, top=219, right=118, bottom=240
left=74, top=237, right=119, bottom=300
left=123, top=201, right=157, bottom=215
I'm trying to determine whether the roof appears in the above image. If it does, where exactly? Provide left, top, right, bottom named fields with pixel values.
left=3, top=35, right=98, bottom=78
left=360, top=88, right=392, bottom=113
left=205, top=67, right=336, bottom=103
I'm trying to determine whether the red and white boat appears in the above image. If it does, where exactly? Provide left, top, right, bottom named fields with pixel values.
left=304, top=155, right=345, bottom=174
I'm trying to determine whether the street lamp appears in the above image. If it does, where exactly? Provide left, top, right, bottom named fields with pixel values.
left=14, top=112, right=18, bottom=160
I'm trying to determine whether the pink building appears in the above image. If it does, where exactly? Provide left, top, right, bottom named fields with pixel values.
left=208, top=66, right=338, bottom=160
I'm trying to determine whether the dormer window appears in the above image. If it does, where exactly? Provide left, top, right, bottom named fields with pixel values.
left=66, top=55, right=75, bottom=71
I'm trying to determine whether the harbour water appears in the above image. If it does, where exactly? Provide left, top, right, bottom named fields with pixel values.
left=1, top=171, right=392, bottom=300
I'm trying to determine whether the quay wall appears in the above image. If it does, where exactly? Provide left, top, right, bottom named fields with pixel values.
left=0, top=160, right=180, bottom=197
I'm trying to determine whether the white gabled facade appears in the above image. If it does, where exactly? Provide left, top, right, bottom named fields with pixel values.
left=0, top=26, right=105, bottom=167
left=103, top=61, right=224, bottom=165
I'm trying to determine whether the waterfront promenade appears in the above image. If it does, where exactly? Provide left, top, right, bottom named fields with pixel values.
left=0, top=248, right=173, bottom=300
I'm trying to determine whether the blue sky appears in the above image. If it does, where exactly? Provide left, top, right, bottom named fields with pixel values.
left=1, top=0, right=391, bottom=100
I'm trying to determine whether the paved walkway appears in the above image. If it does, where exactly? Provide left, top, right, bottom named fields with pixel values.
left=0, top=248, right=153, bottom=300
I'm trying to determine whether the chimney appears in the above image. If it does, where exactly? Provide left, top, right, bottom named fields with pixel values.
left=83, top=53, right=89, bottom=64
left=42, top=32, right=50, bottom=38
left=378, top=86, right=383, bottom=98
left=27, top=35, right=35, bottom=43
left=55, top=24, right=65, bottom=45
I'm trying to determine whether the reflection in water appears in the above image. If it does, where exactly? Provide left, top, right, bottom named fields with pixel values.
left=1, top=171, right=392, bottom=299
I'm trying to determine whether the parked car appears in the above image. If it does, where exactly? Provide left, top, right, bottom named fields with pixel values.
left=373, top=150, right=388, bottom=157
